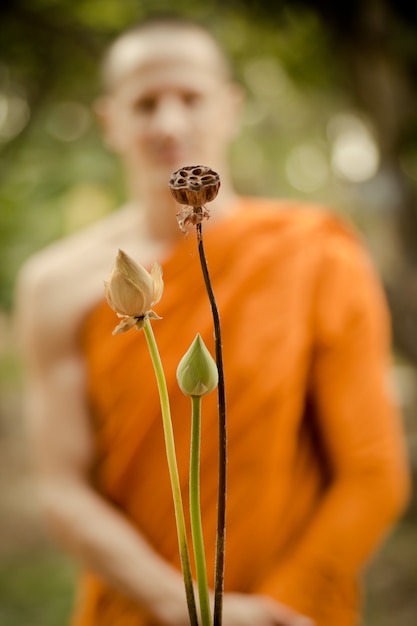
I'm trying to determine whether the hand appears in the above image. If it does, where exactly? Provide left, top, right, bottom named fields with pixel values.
left=222, top=592, right=314, bottom=626
left=151, top=590, right=314, bottom=626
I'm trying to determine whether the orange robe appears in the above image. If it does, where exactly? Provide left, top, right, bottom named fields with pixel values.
left=74, top=198, right=409, bottom=626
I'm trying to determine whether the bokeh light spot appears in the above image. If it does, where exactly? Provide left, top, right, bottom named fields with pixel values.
left=328, top=112, right=379, bottom=183
left=0, top=94, right=30, bottom=142
left=46, top=102, right=90, bottom=142
left=285, top=143, right=329, bottom=192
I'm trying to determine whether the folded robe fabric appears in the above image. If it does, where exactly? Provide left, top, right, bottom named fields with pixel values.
left=73, top=198, right=409, bottom=626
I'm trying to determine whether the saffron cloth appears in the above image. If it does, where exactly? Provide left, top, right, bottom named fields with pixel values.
left=74, top=198, right=409, bottom=626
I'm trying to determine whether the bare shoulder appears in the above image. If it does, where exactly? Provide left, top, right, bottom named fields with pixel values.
left=15, top=205, right=142, bottom=364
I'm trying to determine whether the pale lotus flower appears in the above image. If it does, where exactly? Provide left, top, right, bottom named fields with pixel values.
left=105, top=249, right=163, bottom=334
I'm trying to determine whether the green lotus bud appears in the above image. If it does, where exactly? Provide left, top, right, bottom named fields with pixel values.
left=177, top=334, right=218, bottom=397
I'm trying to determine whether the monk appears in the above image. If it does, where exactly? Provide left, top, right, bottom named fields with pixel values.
left=15, top=16, right=410, bottom=626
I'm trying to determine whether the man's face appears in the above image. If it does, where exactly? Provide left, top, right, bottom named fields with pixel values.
left=101, top=29, right=240, bottom=185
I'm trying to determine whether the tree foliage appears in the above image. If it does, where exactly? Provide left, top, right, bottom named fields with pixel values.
left=2, top=0, right=417, bottom=360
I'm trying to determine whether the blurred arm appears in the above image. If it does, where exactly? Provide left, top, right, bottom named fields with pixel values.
left=14, top=265, right=192, bottom=626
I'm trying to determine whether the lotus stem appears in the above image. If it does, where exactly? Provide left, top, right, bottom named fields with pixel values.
left=143, top=318, right=199, bottom=626
left=195, top=222, right=227, bottom=626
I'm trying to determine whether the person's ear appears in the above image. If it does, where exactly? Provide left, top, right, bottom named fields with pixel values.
left=93, top=96, right=122, bottom=152
left=224, top=82, right=245, bottom=140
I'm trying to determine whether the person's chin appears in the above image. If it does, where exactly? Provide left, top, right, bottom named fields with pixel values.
left=154, top=149, right=196, bottom=170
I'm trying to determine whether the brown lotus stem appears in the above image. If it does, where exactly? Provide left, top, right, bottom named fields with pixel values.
left=195, top=221, right=226, bottom=626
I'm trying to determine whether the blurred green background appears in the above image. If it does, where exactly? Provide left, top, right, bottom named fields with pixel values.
left=1, top=1, right=416, bottom=624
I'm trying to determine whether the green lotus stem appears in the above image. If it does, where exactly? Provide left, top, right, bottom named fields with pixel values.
left=190, top=394, right=213, bottom=626
left=143, top=318, right=199, bottom=626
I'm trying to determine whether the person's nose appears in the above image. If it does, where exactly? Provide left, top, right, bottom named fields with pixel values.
left=151, top=96, right=189, bottom=138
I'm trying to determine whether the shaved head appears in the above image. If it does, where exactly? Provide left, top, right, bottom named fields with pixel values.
left=100, top=17, right=232, bottom=93
left=96, top=15, right=242, bottom=192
